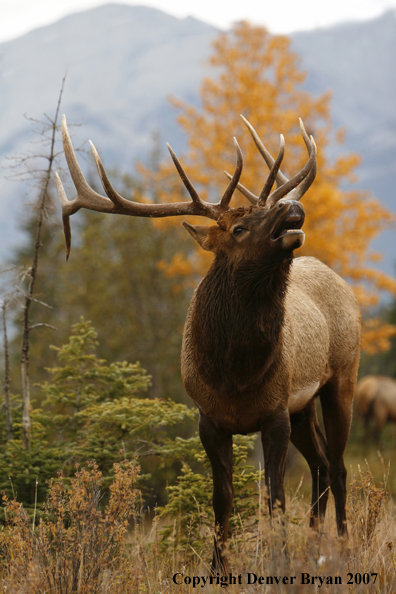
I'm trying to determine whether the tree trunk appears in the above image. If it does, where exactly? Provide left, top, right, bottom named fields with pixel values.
left=2, top=301, right=13, bottom=441
left=20, top=78, right=65, bottom=450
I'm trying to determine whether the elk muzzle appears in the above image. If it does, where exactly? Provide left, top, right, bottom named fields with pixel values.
left=271, top=200, right=306, bottom=251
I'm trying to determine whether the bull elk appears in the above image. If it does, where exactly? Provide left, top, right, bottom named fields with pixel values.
left=56, top=114, right=362, bottom=572
left=355, top=375, right=396, bottom=443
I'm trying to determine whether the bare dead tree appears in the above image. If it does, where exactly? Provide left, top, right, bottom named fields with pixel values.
left=4, top=77, right=67, bottom=449
left=21, top=83, right=66, bottom=449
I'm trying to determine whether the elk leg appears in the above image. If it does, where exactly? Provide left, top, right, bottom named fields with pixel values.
left=199, top=413, right=233, bottom=574
left=373, top=400, right=387, bottom=445
left=260, top=409, right=291, bottom=513
left=290, top=400, right=330, bottom=528
left=363, top=414, right=371, bottom=443
left=320, top=379, right=354, bottom=537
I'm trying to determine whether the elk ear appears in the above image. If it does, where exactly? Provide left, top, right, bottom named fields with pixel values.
left=182, top=221, right=221, bottom=253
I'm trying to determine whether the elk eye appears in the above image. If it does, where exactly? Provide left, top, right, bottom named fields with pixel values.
left=233, top=226, right=245, bottom=236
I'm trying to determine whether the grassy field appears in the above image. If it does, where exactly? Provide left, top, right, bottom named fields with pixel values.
left=0, top=449, right=395, bottom=593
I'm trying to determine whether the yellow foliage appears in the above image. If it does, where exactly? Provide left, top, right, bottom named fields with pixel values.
left=139, top=22, right=396, bottom=353
left=362, top=318, right=396, bottom=355
left=157, top=253, right=192, bottom=277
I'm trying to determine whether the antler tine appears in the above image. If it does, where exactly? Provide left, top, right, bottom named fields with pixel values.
left=61, top=115, right=116, bottom=215
left=55, top=172, right=72, bottom=261
left=223, top=171, right=258, bottom=205
left=89, top=140, right=130, bottom=209
left=220, top=138, right=243, bottom=209
left=240, top=114, right=288, bottom=187
left=298, top=118, right=311, bottom=151
left=287, top=119, right=317, bottom=201
left=58, top=115, right=132, bottom=260
left=265, top=125, right=316, bottom=208
left=223, top=120, right=316, bottom=210
left=166, top=144, right=207, bottom=210
left=258, top=135, right=285, bottom=207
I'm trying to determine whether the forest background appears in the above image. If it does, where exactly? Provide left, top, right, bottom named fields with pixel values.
left=0, top=7, right=395, bottom=593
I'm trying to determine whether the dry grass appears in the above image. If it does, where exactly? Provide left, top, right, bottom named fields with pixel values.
left=0, top=462, right=394, bottom=593
left=0, top=459, right=140, bottom=593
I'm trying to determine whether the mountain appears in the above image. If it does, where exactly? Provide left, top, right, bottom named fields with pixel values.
left=292, top=12, right=396, bottom=209
left=291, top=11, right=396, bottom=276
left=0, top=4, right=218, bottom=257
left=0, top=4, right=394, bottom=276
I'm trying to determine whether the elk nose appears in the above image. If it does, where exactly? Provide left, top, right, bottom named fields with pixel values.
left=277, top=199, right=305, bottom=216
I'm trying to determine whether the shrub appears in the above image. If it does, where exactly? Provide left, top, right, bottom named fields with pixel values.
left=0, top=458, right=140, bottom=593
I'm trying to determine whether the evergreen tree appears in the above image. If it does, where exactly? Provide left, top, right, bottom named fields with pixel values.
left=0, top=319, right=196, bottom=512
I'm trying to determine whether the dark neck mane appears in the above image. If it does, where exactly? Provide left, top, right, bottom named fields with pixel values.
left=191, top=252, right=292, bottom=394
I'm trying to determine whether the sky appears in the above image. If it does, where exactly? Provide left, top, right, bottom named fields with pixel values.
left=1, top=0, right=396, bottom=43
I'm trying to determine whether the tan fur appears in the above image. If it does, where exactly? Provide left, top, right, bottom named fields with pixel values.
left=182, top=256, right=361, bottom=432
left=355, top=375, right=396, bottom=441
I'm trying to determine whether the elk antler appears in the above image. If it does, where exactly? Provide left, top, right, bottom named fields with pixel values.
left=224, top=117, right=317, bottom=208
left=240, top=114, right=289, bottom=189
left=57, top=115, right=243, bottom=260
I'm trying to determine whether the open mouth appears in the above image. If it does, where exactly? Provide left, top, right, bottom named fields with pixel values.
left=271, top=212, right=304, bottom=241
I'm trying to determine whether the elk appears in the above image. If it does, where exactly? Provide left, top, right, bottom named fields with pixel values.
left=56, top=114, right=362, bottom=573
left=355, top=375, right=396, bottom=443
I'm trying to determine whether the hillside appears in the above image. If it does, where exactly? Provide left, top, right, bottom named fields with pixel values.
left=292, top=12, right=396, bottom=207
left=0, top=4, right=218, bottom=256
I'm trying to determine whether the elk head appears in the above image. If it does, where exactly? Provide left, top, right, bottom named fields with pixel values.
left=56, top=116, right=316, bottom=260
left=183, top=200, right=306, bottom=261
